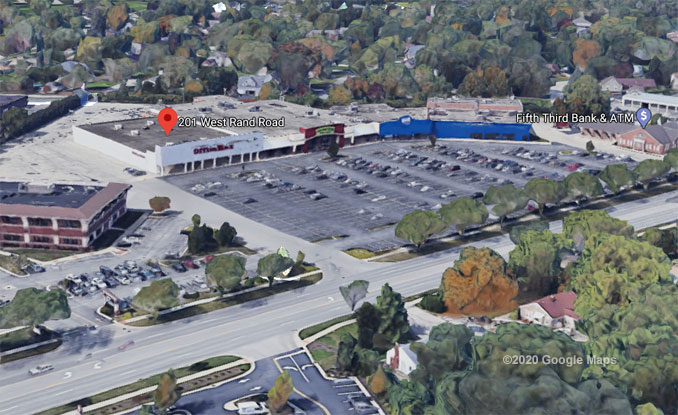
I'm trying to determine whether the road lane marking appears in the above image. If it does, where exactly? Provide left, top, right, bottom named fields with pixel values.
left=63, top=372, right=72, bottom=379
left=0, top=406, right=17, bottom=413
left=54, top=389, right=74, bottom=396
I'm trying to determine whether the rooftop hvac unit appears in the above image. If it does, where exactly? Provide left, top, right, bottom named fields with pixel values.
left=130, top=130, right=140, bottom=136
left=17, top=183, right=55, bottom=194
left=113, top=124, right=123, bottom=130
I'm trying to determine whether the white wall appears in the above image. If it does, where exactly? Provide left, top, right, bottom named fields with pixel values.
left=72, top=126, right=158, bottom=173
left=156, top=132, right=265, bottom=167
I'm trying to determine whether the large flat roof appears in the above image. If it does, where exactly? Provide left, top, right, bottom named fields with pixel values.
left=0, top=182, right=131, bottom=220
left=77, top=117, right=229, bottom=153
left=622, top=92, right=678, bottom=106
left=0, top=94, right=26, bottom=106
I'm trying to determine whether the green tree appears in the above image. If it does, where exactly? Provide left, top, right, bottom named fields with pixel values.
left=356, top=302, right=380, bottom=349
left=339, top=280, right=369, bottom=311
left=508, top=220, right=549, bottom=244
left=191, top=214, right=201, bottom=227
left=149, top=196, right=171, bottom=213
left=153, top=369, right=181, bottom=413
left=327, top=84, right=353, bottom=106
left=205, top=255, right=246, bottom=295
left=268, top=371, right=294, bottom=414
left=524, top=178, right=566, bottom=216
left=215, top=222, right=237, bottom=247
left=198, top=66, right=238, bottom=95
left=569, top=234, right=671, bottom=316
left=395, top=210, right=448, bottom=248
left=187, top=224, right=218, bottom=254
left=0, top=288, right=70, bottom=329
left=1, top=107, right=27, bottom=141
left=336, top=332, right=357, bottom=371
left=327, top=139, right=340, bottom=158
left=257, top=253, right=294, bottom=287
left=633, top=159, right=670, bottom=189
left=419, top=290, right=446, bottom=313
left=439, top=197, right=488, bottom=235
left=598, top=164, right=636, bottom=193
left=482, top=184, right=529, bottom=225
left=368, top=365, right=390, bottom=396
left=564, top=74, right=610, bottom=115
left=410, top=323, right=473, bottom=384
left=508, top=230, right=574, bottom=295
left=578, top=285, right=678, bottom=413
left=562, top=209, right=634, bottom=241
left=640, top=226, right=678, bottom=258
left=374, top=283, right=409, bottom=346
left=586, top=140, right=595, bottom=153
left=663, top=148, right=678, bottom=170
left=132, top=279, right=180, bottom=313
left=563, top=172, right=603, bottom=203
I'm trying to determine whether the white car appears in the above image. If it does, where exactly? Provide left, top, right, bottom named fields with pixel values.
left=29, top=364, right=54, bottom=376
left=93, top=278, right=107, bottom=290
left=371, top=195, right=386, bottom=202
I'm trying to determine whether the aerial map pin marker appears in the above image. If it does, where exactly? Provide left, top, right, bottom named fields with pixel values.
left=158, top=107, right=178, bottom=136
left=636, top=107, right=651, bottom=129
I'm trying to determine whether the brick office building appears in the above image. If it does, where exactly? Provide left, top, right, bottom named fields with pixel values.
left=579, top=121, right=678, bottom=154
left=0, top=182, right=131, bottom=250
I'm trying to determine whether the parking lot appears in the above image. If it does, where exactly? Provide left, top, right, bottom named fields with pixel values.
left=163, top=140, right=638, bottom=252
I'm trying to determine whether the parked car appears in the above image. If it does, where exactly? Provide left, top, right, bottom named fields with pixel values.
left=29, top=364, right=54, bottom=376
left=104, top=277, right=118, bottom=288
left=183, top=260, right=198, bottom=269
left=141, top=269, right=155, bottom=280
left=100, top=266, right=114, bottom=277
left=171, top=263, right=187, bottom=273
left=22, top=263, right=45, bottom=273
left=471, top=192, right=484, bottom=199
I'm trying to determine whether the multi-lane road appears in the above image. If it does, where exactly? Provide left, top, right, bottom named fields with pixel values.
left=2, top=181, right=678, bottom=414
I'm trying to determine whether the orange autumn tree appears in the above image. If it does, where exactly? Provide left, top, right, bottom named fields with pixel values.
left=572, top=39, right=601, bottom=70
left=440, top=247, right=518, bottom=316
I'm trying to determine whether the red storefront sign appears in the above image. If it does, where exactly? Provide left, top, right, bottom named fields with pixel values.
left=299, top=124, right=345, bottom=153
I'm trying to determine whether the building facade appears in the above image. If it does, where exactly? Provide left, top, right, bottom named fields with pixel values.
left=621, top=91, right=678, bottom=117
left=386, top=343, right=419, bottom=376
left=579, top=121, right=678, bottom=154
left=0, top=182, right=131, bottom=251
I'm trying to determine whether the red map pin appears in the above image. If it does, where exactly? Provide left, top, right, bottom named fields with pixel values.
left=158, top=107, right=177, bottom=136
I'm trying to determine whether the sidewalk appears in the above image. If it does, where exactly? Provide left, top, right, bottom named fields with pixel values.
left=0, top=338, right=60, bottom=358
left=61, top=358, right=252, bottom=415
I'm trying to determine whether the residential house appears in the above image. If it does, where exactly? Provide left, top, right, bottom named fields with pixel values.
left=201, top=51, right=232, bottom=67
left=601, top=77, right=657, bottom=96
left=237, top=74, right=272, bottom=97
left=386, top=342, right=419, bottom=376
left=306, top=27, right=348, bottom=41
left=671, top=73, right=678, bottom=90
left=599, top=77, right=623, bottom=95
left=519, top=291, right=580, bottom=334
left=404, top=45, right=425, bottom=68
left=572, top=16, right=591, bottom=36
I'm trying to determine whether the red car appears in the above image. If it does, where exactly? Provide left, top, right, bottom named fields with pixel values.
left=182, top=259, right=199, bottom=269
left=449, top=165, right=460, bottom=171
left=566, top=163, right=580, bottom=172
left=118, top=340, right=135, bottom=351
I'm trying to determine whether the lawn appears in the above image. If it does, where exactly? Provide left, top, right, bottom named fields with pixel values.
left=125, top=273, right=323, bottom=327
left=0, top=254, right=27, bottom=275
left=5, top=248, right=78, bottom=262
left=308, top=323, right=358, bottom=372
left=299, top=314, right=354, bottom=340
left=0, top=340, right=62, bottom=364
left=39, top=356, right=245, bottom=415
left=0, top=327, right=58, bottom=352
left=343, top=248, right=376, bottom=260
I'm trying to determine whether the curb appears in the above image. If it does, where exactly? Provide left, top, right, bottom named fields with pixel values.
left=60, top=358, right=253, bottom=415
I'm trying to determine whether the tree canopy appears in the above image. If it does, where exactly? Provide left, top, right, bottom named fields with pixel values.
left=0, top=288, right=70, bottom=328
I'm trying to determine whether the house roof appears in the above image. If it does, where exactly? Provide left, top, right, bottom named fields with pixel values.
left=616, top=78, right=657, bottom=89
left=577, top=121, right=636, bottom=135
left=533, top=291, right=579, bottom=320
left=572, top=17, right=591, bottom=26
left=237, top=75, right=271, bottom=90
left=644, top=125, right=678, bottom=145
left=398, top=343, right=418, bottom=366
left=0, top=95, right=26, bottom=106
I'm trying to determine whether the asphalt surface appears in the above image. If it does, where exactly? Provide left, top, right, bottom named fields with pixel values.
left=2, top=186, right=678, bottom=414
left=146, top=349, right=371, bottom=415
left=163, top=140, right=636, bottom=252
